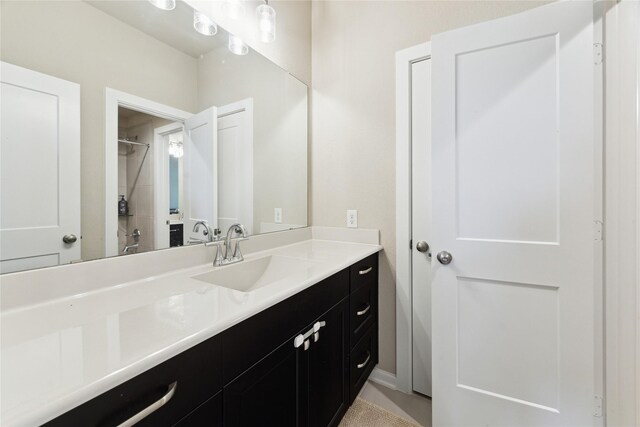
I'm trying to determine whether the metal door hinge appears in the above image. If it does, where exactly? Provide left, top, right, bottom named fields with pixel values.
left=594, top=43, right=603, bottom=65
left=409, top=239, right=412, bottom=250
left=593, top=395, right=603, bottom=417
left=594, top=220, right=604, bottom=241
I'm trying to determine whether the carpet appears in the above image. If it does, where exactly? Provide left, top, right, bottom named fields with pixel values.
left=339, top=398, right=421, bottom=427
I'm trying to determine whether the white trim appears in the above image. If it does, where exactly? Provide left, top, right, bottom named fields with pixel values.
left=395, top=42, right=431, bottom=394
left=104, top=88, right=192, bottom=258
left=603, top=1, right=640, bottom=425
left=153, top=122, right=184, bottom=250
left=368, top=368, right=398, bottom=391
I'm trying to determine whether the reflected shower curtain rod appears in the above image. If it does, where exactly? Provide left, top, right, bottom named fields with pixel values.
left=118, top=138, right=149, bottom=148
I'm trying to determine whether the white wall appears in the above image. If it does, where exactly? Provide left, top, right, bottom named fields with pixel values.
left=0, top=1, right=199, bottom=261
left=311, top=0, right=550, bottom=374
left=604, top=0, right=640, bottom=424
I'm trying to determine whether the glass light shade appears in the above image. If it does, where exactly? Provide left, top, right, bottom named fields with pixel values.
left=256, top=4, right=276, bottom=43
left=193, top=10, right=218, bottom=36
left=228, top=35, right=249, bottom=56
left=168, top=141, right=183, bottom=158
left=148, top=0, right=175, bottom=11
left=225, top=0, right=245, bottom=20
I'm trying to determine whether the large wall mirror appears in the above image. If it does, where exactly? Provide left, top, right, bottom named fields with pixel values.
left=0, top=0, right=308, bottom=274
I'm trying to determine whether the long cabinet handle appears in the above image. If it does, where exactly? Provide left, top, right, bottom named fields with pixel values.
left=357, top=352, right=371, bottom=369
left=356, top=305, right=371, bottom=316
left=359, top=267, right=373, bottom=275
left=117, top=381, right=177, bottom=427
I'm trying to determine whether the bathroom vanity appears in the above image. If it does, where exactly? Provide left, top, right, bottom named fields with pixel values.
left=0, top=231, right=380, bottom=426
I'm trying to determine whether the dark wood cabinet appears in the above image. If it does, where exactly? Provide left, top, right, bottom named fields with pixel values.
left=44, top=253, right=379, bottom=427
left=224, top=341, right=300, bottom=427
left=299, top=299, right=350, bottom=427
left=44, top=336, right=222, bottom=427
left=174, top=392, right=222, bottom=426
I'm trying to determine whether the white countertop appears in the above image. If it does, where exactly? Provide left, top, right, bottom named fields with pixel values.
left=0, top=239, right=381, bottom=426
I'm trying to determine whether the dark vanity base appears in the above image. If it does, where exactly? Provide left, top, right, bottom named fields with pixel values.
left=44, top=253, right=379, bottom=427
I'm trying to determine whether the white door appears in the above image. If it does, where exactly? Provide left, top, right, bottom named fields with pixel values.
left=0, top=62, right=81, bottom=273
left=411, top=58, right=432, bottom=397
left=217, top=100, right=253, bottom=234
left=153, top=122, right=183, bottom=250
left=183, top=106, right=218, bottom=242
left=431, top=2, right=596, bottom=426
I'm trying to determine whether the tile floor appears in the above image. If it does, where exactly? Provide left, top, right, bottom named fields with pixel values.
left=357, top=381, right=432, bottom=427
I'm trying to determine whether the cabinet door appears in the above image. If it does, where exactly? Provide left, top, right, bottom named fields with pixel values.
left=174, top=392, right=222, bottom=426
left=300, top=299, right=349, bottom=427
left=223, top=341, right=301, bottom=427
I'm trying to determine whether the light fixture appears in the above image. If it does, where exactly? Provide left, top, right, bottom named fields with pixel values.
left=256, top=1, right=276, bottom=43
left=168, top=140, right=183, bottom=158
left=225, top=0, right=245, bottom=20
left=148, top=0, right=175, bottom=11
left=228, top=34, right=249, bottom=55
left=193, top=10, right=218, bottom=36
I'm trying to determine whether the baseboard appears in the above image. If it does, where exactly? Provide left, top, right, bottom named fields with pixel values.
left=367, top=367, right=397, bottom=390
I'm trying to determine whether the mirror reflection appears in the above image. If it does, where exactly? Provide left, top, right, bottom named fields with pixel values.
left=0, top=0, right=308, bottom=273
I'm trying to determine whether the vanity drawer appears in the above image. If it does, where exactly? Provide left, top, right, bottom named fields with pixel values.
left=349, top=254, right=378, bottom=293
left=349, top=322, right=378, bottom=404
left=349, top=279, right=377, bottom=348
left=44, top=336, right=222, bottom=427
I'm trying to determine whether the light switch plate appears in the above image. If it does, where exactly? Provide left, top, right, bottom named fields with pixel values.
left=347, top=210, right=358, bottom=228
left=274, top=208, right=282, bottom=224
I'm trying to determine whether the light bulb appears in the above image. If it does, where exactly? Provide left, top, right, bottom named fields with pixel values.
left=148, top=0, right=175, bottom=11
left=228, top=35, right=249, bottom=56
left=193, top=10, right=218, bottom=36
left=256, top=3, right=276, bottom=43
left=225, top=0, right=245, bottom=20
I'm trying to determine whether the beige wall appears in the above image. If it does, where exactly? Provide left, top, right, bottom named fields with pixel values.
left=0, top=1, right=199, bottom=261
left=311, top=0, right=549, bottom=374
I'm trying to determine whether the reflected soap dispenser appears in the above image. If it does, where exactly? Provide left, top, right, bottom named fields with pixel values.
left=118, top=195, right=129, bottom=216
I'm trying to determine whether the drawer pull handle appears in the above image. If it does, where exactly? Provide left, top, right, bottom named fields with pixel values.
left=356, top=305, right=371, bottom=316
left=357, top=352, right=371, bottom=369
left=117, top=381, right=177, bottom=427
left=359, top=267, right=373, bottom=275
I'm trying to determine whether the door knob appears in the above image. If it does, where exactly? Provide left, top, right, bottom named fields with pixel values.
left=436, top=251, right=453, bottom=265
left=62, top=234, right=77, bottom=244
left=416, top=241, right=429, bottom=253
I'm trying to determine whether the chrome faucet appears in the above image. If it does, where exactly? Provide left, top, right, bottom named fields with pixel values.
left=213, top=223, right=248, bottom=266
left=190, top=220, right=221, bottom=245
left=122, top=228, right=141, bottom=255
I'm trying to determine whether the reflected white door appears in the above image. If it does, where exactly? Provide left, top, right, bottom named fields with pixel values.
left=0, top=62, right=80, bottom=273
left=183, top=106, right=218, bottom=241
left=431, top=2, right=596, bottom=426
left=153, top=122, right=183, bottom=250
left=217, top=99, right=253, bottom=234
left=410, top=58, right=432, bottom=397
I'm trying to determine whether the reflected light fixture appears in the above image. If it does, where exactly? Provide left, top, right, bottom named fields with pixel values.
left=228, top=34, right=249, bottom=55
left=225, top=0, right=245, bottom=20
left=148, top=0, right=175, bottom=11
left=168, top=140, right=183, bottom=158
left=256, top=1, right=276, bottom=43
left=193, top=10, right=218, bottom=36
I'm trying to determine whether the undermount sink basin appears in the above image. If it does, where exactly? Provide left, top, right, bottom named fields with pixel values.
left=192, top=255, right=317, bottom=292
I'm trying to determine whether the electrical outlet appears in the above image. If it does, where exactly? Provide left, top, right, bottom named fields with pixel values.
left=347, top=210, right=358, bottom=228
left=274, top=208, right=282, bottom=224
